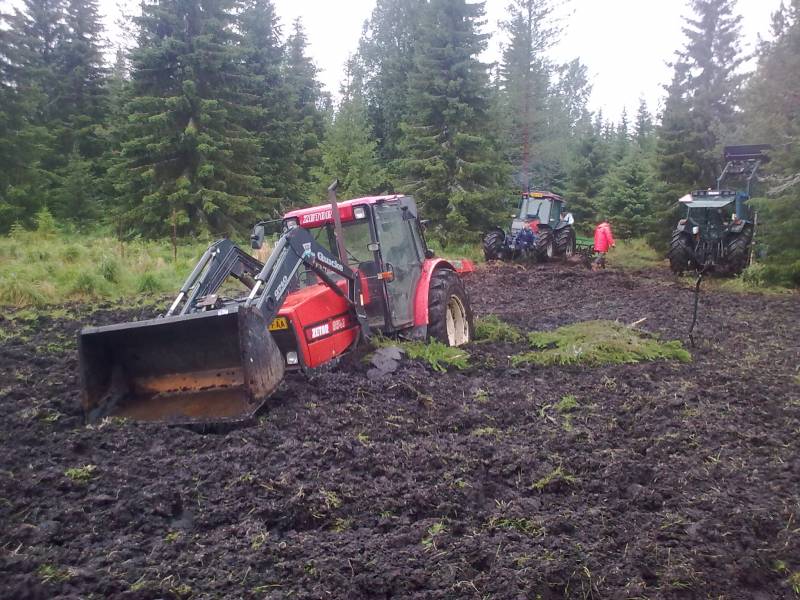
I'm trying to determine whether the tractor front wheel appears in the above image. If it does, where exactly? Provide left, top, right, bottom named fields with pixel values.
left=535, top=231, right=554, bottom=262
left=427, top=269, right=474, bottom=347
left=482, top=228, right=505, bottom=261
left=725, top=228, right=752, bottom=275
left=668, top=232, right=695, bottom=274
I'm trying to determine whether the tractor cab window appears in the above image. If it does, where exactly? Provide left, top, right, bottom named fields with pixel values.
left=521, top=198, right=550, bottom=223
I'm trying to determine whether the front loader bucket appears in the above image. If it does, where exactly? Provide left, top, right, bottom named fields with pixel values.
left=78, top=306, right=285, bottom=425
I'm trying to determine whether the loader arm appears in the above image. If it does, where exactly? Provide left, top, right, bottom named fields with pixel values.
left=79, top=227, right=370, bottom=425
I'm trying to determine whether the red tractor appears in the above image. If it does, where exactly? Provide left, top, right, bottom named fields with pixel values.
left=78, top=189, right=475, bottom=425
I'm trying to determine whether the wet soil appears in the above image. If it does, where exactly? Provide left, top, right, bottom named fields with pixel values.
left=1, top=263, right=799, bottom=599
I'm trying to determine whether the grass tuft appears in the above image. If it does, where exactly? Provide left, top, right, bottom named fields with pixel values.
left=64, top=464, right=97, bottom=483
left=532, top=466, right=577, bottom=491
left=511, top=320, right=691, bottom=367
left=610, top=238, right=664, bottom=270
left=137, top=273, right=164, bottom=294
left=372, top=336, right=470, bottom=372
left=475, top=314, right=523, bottom=343
left=555, top=394, right=579, bottom=413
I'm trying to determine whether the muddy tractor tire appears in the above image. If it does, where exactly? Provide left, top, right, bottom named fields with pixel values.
left=555, top=226, right=576, bottom=259
left=725, top=227, right=752, bottom=276
left=427, top=268, right=474, bottom=347
left=668, top=232, right=695, bottom=274
left=482, top=228, right=506, bottom=261
left=534, top=230, right=555, bottom=262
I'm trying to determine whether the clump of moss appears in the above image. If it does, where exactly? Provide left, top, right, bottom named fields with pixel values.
left=511, top=320, right=691, bottom=367
left=474, top=315, right=523, bottom=343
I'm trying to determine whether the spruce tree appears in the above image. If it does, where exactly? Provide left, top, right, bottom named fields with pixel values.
left=565, top=116, right=612, bottom=226
left=597, top=149, right=654, bottom=239
left=742, top=0, right=800, bottom=285
left=284, top=18, right=327, bottom=203
left=397, top=0, right=507, bottom=238
left=114, top=0, right=264, bottom=237
left=358, top=0, right=424, bottom=163
left=496, top=0, right=557, bottom=189
left=634, top=97, right=654, bottom=151
left=314, top=57, right=387, bottom=199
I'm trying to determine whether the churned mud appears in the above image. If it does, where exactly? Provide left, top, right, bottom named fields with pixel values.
left=1, top=263, right=798, bottom=599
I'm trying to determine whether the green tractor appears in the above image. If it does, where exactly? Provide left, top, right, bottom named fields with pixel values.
left=668, top=145, right=770, bottom=275
left=483, top=191, right=576, bottom=262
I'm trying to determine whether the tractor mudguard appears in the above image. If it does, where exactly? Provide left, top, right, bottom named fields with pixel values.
left=412, top=259, right=461, bottom=328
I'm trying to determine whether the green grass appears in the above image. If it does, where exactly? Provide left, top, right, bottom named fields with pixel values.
left=609, top=238, right=665, bottom=270
left=555, top=394, right=579, bottom=413
left=0, top=229, right=212, bottom=307
left=532, top=466, right=577, bottom=491
left=474, top=314, right=523, bottom=343
left=511, top=319, right=691, bottom=367
left=426, top=239, right=483, bottom=264
left=372, top=336, right=470, bottom=372
left=64, top=464, right=97, bottom=483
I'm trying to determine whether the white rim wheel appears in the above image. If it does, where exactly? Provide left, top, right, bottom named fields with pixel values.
left=445, top=294, right=470, bottom=346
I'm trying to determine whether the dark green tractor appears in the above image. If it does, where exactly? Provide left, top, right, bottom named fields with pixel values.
left=668, top=145, right=769, bottom=275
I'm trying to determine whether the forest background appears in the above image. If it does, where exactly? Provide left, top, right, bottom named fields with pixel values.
left=1, top=0, right=798, bottom=292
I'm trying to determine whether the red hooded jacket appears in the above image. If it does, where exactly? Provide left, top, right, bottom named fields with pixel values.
left=594, top=222, right=615, bottom=253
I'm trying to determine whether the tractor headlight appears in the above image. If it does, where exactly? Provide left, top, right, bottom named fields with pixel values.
left=692, top=226, right=700, bottom=235
left=286, top=352, right=299, bottom=365
left=353, top=206, right=366, bottom=219
left=285, top=218, right=299, bottom=230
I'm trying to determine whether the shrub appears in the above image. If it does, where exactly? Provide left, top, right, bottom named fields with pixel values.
left=99, top=256, right=120, bottom=283
left=70, top=272, right=100, bottom=297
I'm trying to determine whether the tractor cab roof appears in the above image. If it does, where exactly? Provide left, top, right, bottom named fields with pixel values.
left=283, top=195, right=410, bottom=229
left=522, top=191, right=564, bottom=202
left=686, top=198, right=736, bottom=209
left=686, top=189, right=737, bottom=209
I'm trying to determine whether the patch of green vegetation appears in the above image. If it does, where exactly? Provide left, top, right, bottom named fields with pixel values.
left=486, top=516, right=542, bottom=536
left=532, top=466, right=577, bottom=491
left=169, top=583, right=193, bottom=599
left=472, top=426, right=500, bottom=437
left=332, top=517, right=353, bottom=532
left=511, top=320, right=691, bottom=367
left=474, top=314, right=523, bottom=343
left=426, top=239, right=483, bottom=263
left=422, top=521, right=446, bottom=549
left=64, top=464, right=97, bottom=483
left=774, top=561, right=800, bottom=595
left=0, top=230, right=211, bottom=308
left=37, top=563, right=71, bottom=583
left=610, top=238, right=664, bottom=270
left=355, top=432, right=370, bottom=446
left=555, top=394, right=579, bottom=413
left=320, top=489, right=342, bottom=510
left=250, top=531, right=269, bottom=550
left=164, top=531, right=181, bottom=543
left=372, top=336, right=470, bottom=372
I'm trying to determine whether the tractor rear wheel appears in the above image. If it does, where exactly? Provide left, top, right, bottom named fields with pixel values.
left=725, top=228, right=752, bottom=275
left=427, top=268, right=474, bottom=347
left=555, top=226, right=576, bottom=258
left=668, top=232, right=694, bottom=274
left=482, top=228, right=505, bottom=261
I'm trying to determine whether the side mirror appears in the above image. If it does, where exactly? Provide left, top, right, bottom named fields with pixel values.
left=250, top=224, right=265, bottom=250
left=401, top=206, right=415, bottom=221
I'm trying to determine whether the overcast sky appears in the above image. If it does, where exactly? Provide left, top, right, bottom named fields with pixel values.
left=85, top=0, right=783, bottom=120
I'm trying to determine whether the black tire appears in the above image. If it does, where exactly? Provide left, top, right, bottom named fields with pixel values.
left=668, top=232, right=694, bottom=274
left=554, top=226, right=576, bottom=258
left=535, top=230, right=554, bottom=262
left=427, top=268, right=474, bottom=347
left=482, top=228, right=505, bottom=261
left=725, top=227, right=752, bottom=275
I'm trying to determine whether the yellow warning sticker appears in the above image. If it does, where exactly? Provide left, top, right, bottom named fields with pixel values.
left=269, top=317, right=289, bottom=331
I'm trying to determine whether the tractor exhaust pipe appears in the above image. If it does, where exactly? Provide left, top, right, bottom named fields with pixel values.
left=78, top=306, right=285, bottom=425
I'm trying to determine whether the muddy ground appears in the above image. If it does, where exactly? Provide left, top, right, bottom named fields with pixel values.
left=0, top=262, right=798, bottom=599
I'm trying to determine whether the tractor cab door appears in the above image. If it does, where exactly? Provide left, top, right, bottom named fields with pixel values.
left=374, top=202, right=423, bottom=329
left=339, top=218, right=387, bottom=329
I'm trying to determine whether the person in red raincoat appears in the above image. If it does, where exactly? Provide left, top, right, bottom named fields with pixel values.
left=593, top=218, right=615, bottom=269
